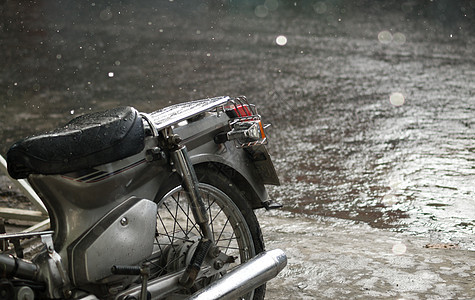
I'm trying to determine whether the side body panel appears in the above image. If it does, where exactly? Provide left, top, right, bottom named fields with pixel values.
left=27, top=137, right=171, bottom=284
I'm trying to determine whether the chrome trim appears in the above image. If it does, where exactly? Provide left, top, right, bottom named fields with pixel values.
left=188, top=249, right=287, bottom=300
left=140, top=112, right=159, bottom=137
left=149, top=96, right=230, bottom=131
left=0, top=230, right=54, bottom=240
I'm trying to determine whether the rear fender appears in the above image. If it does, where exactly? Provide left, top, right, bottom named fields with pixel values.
left=192, top=157, right=268, bottom=209
left=172, top=111, right=279, bottom=209
left=188, top=147, right=269, bottom=209
left=153, top=149, right=269, bottom=209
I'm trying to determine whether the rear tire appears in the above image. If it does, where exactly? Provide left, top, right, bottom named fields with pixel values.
left=153, top=167, right=266, bottom=299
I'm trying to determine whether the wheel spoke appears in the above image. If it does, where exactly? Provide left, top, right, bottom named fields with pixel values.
left=161, top=195, right=199, bottom=239
left=215, top=217, right=231, bottom=244
left=173, top=192, right=201, bottom=236
left=157, top=203, right=174, bottom=245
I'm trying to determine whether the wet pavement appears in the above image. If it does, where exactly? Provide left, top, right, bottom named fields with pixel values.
left=1, top=1, right=474, bottom=298
left=258, top=209, right=475, bottom=299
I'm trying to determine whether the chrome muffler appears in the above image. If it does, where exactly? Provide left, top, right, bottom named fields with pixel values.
left=115, top=249, right=287, bottom=300
left=188, top=248, right=287, bottom=300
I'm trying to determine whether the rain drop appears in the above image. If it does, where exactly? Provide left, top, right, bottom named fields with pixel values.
left=108, top=72, right=114, bottom=78
left=392, top=243, right=407, bottom=255
left=276, top=35, right=288, bottom=46
left=70, top=110, right=75, bottom=115
left=378, top=30, right=392, bottom=44
left=389, top=92, right=405, bottom=107
left=393, top=32, right=406, bottom=45
left=255, top=5, right=268, bottom=18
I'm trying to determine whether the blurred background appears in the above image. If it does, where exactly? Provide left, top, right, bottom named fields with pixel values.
left=1, top=0, right=474, bottom=249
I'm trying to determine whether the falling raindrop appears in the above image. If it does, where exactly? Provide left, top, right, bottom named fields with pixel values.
left=276, top=35, right=288, bottom=46
left=392, top=243, right=407, bottom=255
left=255, top=5, right=268, bottom=18
left=389, top=92, right=405, bottom=106
left=378, top=30, right=392, bottom=44
left=393, top=32, right=406, bottom=45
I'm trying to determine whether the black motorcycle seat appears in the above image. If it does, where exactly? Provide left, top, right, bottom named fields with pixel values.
left=7, top=106, right=145, bottom=179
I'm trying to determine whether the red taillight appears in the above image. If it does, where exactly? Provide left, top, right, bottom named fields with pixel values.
left=225, top=104, right=255, bottom=118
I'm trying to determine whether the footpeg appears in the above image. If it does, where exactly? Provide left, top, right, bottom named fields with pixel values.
left=111, top=263, right=150, bottom=300
left=262, top=200, right=283, bottom=210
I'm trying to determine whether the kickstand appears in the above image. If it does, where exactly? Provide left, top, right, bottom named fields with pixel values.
left=139, top=263, right=150, bottom=300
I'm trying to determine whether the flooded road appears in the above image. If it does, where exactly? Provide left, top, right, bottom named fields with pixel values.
left=1, top=0, right=474, bottom=254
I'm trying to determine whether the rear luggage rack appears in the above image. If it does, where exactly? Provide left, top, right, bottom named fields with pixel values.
left=223, top=96, right=269, bottom=148
left=148, top=96, right=230, bottom=131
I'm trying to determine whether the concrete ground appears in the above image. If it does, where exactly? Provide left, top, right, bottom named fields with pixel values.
left=257, top=210, right=475, bottom=300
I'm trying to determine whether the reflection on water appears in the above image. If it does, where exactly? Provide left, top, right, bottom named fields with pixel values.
left=1, top=1, right=474, bottom=249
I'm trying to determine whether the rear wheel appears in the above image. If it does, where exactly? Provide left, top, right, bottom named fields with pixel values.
left=151, top=169, right=265, bottom=299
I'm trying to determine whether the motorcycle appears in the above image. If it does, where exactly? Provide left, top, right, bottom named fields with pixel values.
left=0, top=96, right=287, bottom=300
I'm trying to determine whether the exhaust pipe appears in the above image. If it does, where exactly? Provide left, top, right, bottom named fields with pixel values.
left=188, top=249, right=287, bottom=300
left=115, top=249, right=287, bottom=300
